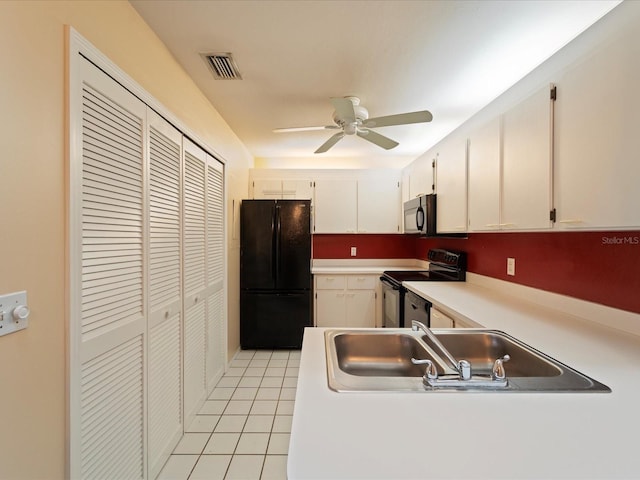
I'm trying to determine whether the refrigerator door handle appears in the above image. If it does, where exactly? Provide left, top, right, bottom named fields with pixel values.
left=275, top=204, right=281, bottom=286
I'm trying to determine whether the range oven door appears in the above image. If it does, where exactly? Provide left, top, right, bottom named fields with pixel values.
left=380, top=277, right=401, bottom=328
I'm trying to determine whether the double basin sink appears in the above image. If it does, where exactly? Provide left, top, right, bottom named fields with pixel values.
left=325, top=329, right=610, bottom=392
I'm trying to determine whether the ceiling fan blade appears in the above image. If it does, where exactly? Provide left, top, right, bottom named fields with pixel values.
left=363, top=110, right=433, bottom=128
left=357, top=129, right=399, bottom=150
left=273, top=125, right=340, bottom=133
left=331, top=97, right=356, bottom=123
left=314, top=132, right=345, bottom=154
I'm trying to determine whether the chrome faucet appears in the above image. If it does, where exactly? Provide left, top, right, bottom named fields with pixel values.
left=410, top=320, right=510, bottom=388
left=411, top=320, right=469, bottom=378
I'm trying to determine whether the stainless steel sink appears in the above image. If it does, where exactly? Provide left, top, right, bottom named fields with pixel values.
left=325, top=329, right=610, bottom=393
left=326, top=330, right=448, bottom=392
left=421, top=330, right=561, bottom=377
left=334, top=332, right=446, bottom=377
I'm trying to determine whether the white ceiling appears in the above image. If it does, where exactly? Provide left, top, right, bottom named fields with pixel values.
left=130, top=0, right=620, bottom=165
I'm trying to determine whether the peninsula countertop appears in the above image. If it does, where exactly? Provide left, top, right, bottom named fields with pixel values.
left=288, top=281, right=640, bottom=479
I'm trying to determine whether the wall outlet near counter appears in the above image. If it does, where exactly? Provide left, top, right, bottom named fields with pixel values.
left=350, top=246, right=357, bottom=257
left=507, top=257, right=516, bottom=276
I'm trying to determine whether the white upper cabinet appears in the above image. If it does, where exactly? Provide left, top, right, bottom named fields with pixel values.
left=554, top=27, right=640, bottom=230
left=252, top=178, right=312, bottom=200
left=250, top=169, right=402, bottom=234
left=357, top=174, right=401, bottom=233
left=252, top=178, right=282, bottom=199
left=408, top=156, right=434, bottom=200
left=468, top=117, right=501, bottom=231
left=314, top=178, right=358, bottom=233
left=502, top=85, right=554, bottom=230
left=435, top=136, right=468, bottom=233
left=282, top=179, right=313, bottom=200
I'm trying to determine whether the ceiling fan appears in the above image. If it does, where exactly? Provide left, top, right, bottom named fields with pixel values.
left=273, top=96, right=433, bottom=154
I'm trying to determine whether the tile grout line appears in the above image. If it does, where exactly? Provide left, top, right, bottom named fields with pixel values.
left=174, top=348, right=294, bottom=480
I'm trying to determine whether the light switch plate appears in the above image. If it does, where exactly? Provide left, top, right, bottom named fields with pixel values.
left=350, top=246, right=357, bottom=257
left=0, top=291, right=29, bottom=337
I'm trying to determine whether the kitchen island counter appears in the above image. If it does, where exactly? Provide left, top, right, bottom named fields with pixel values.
left=288, top=281, right=640, bottom=479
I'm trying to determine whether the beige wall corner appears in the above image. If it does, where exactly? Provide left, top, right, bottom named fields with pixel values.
left=0, top=1, right=250, bottom=478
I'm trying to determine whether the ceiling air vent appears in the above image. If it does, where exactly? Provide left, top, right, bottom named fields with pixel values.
left=202, top=52, right=242, bottom=80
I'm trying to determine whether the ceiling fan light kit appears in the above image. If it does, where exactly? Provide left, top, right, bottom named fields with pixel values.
left=273, top=96, right=433, bottom=154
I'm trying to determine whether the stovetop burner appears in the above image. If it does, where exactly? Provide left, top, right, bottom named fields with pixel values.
left=381, top=249, right=467, bottom=286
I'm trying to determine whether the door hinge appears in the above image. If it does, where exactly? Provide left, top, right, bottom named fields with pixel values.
left=550, top=208, right=557, bottom=222
left=550, top=85, right=557, bottom=101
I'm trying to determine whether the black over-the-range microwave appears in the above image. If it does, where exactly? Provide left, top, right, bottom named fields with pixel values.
left=403, top=194, right=467, bottom=237
left=403, top=194, right=437, bottom=235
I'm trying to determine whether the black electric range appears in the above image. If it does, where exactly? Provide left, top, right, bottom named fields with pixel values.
left=380, top=249, right=467, bottom=328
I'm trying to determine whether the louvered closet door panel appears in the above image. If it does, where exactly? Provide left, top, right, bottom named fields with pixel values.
left=74, top=57, right=147, bottom=479
left=80, top=336, right=144, bottom=479
left=207, top=289, right=225, bottom=387
left=184, top=299, right=206, bottom=421
left=206, top=158, right=225, bottom=388
left=183, top=139, right=208, bottom=422
left=149, top=114, right=181, bottom=314
left=147, top=110, right=183, bottom=479
left=206, top=158, right=224, bottom=290
left=184, top=141, right=206, bottom=297
left=148, top=312, right=181, bottom=479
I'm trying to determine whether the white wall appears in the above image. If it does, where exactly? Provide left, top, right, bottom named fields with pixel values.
left=0, top=1, right=251, bottom=478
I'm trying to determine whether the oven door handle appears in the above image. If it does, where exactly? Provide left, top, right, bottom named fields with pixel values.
left=380, top=276, right=401, bottom=290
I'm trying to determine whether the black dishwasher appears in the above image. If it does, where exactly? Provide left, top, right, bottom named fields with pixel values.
left=404, top=290, right=431, bottom=327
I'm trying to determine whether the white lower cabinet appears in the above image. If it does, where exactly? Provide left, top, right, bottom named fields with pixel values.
left=431, top=306, right=477, bottom=328
left=430, top=307, right=455, bottom=328
left=315, top=274, right=378, bottom=328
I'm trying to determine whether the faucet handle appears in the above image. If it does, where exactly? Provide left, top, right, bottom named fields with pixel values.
left=458, top=360, right=472, bottom=381
left=411, top=358, right=438, bottom=380
left=492, top=354, right=511, bottom=380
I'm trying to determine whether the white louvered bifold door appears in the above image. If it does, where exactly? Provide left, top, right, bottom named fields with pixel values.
left=71, top=57, right=147, bottom=479
left=147, top=110, right=183, bottom=479
left=183, top=139, right=208, bottom=423
left=206, top=156, right=226, bottom=389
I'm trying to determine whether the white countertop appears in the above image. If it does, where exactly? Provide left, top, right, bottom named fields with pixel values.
left=311, top=258, right=428, bottom=275
left=288, top=281, right=640, bottom=479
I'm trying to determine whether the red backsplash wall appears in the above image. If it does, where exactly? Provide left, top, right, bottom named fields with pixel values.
left=313, top=232, right=640, bottom=314
left=313, top=234, right=416, bottom=259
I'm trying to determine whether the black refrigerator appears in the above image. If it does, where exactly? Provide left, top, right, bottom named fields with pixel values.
left=240, top=199, right=312, bottom=349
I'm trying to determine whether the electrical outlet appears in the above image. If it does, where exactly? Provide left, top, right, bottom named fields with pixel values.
left=350, top=246, right=357, bottom=257
left=507, top=258, right=516, bottom=276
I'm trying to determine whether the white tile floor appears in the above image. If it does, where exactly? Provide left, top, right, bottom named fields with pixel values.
left=158, top=350, right=299, bottom=480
